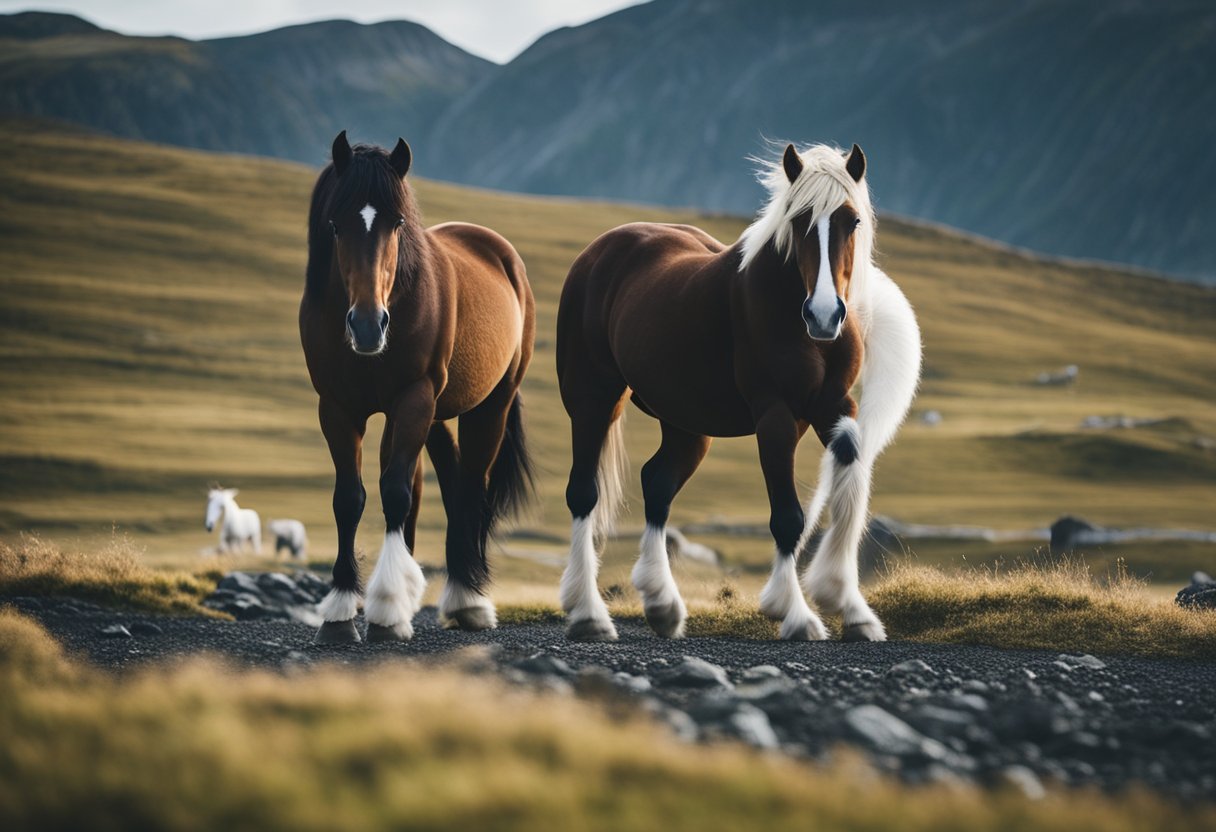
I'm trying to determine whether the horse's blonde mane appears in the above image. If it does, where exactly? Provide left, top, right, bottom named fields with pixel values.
left=737, top=144, right=877, bottom=318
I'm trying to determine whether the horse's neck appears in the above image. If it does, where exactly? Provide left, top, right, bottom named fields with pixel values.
left=221, top=497, right=239, bottom=524
left=738, top=242, right=807, bottom=312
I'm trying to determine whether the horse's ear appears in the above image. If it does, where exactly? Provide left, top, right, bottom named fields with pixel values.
left=846, top=143, right=866, bottom=183
left=782, top=144, right=803, bottom=183
left=389, top=138, right=412, bottom=178
left=332, top=130, right=352, bottom=176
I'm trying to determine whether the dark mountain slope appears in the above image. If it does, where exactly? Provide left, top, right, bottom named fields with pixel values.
left=424, top=0, right=1216, bottom=279
left=0, top=12, right=492, bottom=167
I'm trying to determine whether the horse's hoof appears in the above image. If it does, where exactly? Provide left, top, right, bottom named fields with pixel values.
left=566, top=616, right=618, bottom=642
left=643, top=601, right=686, bottom=639
left=779, top=620, right=828, bottom=641
left=366, top=622, right=414, bottom=642
left=314, top=619, right=361, bottom=644
left=443, top=607, right=497, bottom=631
left=842, top=621, right=887, bottom=642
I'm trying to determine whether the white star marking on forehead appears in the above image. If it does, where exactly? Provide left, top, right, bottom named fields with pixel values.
left=360, top=204, right=376, bottom=233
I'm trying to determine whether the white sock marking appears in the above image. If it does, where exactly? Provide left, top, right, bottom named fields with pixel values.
left=760, top=551, right=827, bottom=641
left=364, top=529, right=426, bottom=631
left=631, top=525, right=687, bottom=637
left=560, top=517, right=613, bottom=627
left=317, top=588, right=361, bottom=622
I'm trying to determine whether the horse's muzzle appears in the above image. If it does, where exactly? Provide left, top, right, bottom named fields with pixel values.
left=803, top=296, right=847, bottom=341
left=346, top=307, right=390, bottom=355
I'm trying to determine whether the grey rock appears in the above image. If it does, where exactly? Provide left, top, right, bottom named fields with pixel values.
left=217, top=571, right=260, bottom=595
left=844, top=705, right=944, bottom=758
left=1000, top=765, right=1047, bottom=800
left=612, top=671, right=652, bottom=694
left=741, top=664, right=785, bottom=682
left=128, top=621, right=163, bottom=637
left=513, top=653, right=574, bottom=677
left=908, top=705, right=976, bottom=740
left=658, top=656, right=733, bottom=689
left=99, top=624, right=131, bottom=639
left=1176, top=582, right=1216, bottom=611
left=729, top=704, right=780, bottom=750
left=887, top=659, right=935, bottom=676
left=1192, top=571, right=1214, bottom=585
left=1056, top=653, right=1106, bottom=671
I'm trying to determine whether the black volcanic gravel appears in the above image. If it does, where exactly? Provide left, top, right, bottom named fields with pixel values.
left=6, top=594, right=1215, bottom=802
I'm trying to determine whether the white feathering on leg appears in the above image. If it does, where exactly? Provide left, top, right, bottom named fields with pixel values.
left=364, top=529, right=426, bottom=637
left=439, top=580, right=498, bottom=630
left=760, top=551, right=826, bottom=641
left=317, top=588, right=361, bottom=622
left=560, top=516, right=616, bottom=640
left=631, top=525, right=687, bottom=638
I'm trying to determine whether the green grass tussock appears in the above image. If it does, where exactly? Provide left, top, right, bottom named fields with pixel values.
left=870, top=559, right=1216, bottom=660
left=0, top=534, right=217, bottom=616
left=1, top=610, right=1213, bottom=832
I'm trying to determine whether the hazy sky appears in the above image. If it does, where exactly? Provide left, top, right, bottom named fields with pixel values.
left=0, top=0, right=645, bottom=62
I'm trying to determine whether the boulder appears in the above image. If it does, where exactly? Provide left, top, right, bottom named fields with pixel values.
left=1049, top=516, right=1098, bottom=554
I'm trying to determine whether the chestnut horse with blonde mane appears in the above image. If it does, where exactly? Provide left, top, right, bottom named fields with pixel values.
left=302, top=131, right=535, bottom=644
left=557, top=143, right=921, bottom=642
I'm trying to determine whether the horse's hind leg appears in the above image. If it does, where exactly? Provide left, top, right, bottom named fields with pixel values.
left=633, top=421, right=710, bottom=638
left=364, top=383, right=434, bottom=642
left=315, top=397, right=368, bottom=644
left=438, top=380, right=517, bottom=631
left=559, top=384, right=627, bottom=642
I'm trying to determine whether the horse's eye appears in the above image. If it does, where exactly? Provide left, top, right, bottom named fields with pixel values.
left=396, top=216, right=406, bottom=227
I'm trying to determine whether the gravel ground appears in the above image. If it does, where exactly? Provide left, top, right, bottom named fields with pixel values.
left=6, top=593, right=1215, bottom=802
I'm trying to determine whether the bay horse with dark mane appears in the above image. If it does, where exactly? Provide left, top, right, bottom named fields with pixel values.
left=557, top=143, right=921, bottom=642
left=303, top=131, right=535, bottom=643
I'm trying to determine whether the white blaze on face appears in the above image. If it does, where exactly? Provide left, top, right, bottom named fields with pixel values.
left=360, top=203, right=377, bottom=233
left=807, top=216, right=838, bottom=325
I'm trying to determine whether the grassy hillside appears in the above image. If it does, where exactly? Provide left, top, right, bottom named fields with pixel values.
left=1, top=122, right=1214, bottom=593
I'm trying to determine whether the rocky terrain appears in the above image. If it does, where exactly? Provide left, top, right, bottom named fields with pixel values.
left=5, top=570, right=1215, bottom=803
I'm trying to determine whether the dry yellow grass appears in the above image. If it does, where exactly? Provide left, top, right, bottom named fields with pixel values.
left=1, top=607, right=1213, bottom=832
left=0, top=533, right=218, bottom=615
left=869, top=558, right=1216, bottom=660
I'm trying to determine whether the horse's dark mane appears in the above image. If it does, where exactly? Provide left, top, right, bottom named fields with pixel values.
left=305, top=143, right=428, bottom=300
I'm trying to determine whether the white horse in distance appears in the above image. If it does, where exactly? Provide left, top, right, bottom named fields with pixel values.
left=268, top=518, right=309, bottom=561
left=205, top=487, right=262, bottom=554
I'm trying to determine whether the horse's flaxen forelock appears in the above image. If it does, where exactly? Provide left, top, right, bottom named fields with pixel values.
left=306, top=143, right=428, bottom=299
left=738, top=144, right=876, bottom=289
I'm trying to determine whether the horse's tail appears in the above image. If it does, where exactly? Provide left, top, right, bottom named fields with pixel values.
left=484, top=392, right=536, bottom=535
left=591, top=409, right=628, bottom=543
left=800, top=268, right=921, bottom=552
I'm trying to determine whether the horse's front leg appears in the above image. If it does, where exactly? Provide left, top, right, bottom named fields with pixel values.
left=801, top=411, right=886, bottom=642
left=754, top=404, right=827, bottom=641
left=364, top=382, right=434, bottom=642
left=315, top=397, right=367, bottom=644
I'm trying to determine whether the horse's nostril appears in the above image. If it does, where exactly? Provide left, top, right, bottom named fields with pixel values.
left=346, top=309, right=357, bottom=328
left=379, top=309, right=390, bottom=333
left=834, top=297, right=847, bottom=327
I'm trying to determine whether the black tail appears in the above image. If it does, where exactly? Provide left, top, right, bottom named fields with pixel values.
left=485, top=393, right=536, bottom=535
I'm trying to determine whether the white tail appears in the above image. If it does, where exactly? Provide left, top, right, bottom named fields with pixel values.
left=801, top=268, right=921, bottom=638
left=590, top=410, right=628, bottom=542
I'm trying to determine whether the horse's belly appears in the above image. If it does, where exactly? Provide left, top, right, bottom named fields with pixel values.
left=435, top=286, right=523, bottom=419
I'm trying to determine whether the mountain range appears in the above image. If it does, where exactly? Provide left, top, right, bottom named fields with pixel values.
left=1, top=3, right=1213, bottom=280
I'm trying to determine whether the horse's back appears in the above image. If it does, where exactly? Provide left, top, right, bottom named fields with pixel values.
left=429, top=222, right=530, bottom=301
left=558, top=222, right=752, bottom=435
